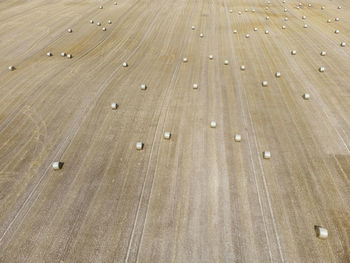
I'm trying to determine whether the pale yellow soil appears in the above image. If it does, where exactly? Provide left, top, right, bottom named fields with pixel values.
left=0, top=0, right=349, bottom=262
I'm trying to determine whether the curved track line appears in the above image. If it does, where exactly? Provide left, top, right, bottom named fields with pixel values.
left=0, top=0, right=165, bottom=252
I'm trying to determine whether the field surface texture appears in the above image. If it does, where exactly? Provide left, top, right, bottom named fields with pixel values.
left=0, top=0, right=349, bottom=262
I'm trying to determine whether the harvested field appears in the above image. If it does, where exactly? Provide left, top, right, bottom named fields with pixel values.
left=0, top=0, right=349, bottom=262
